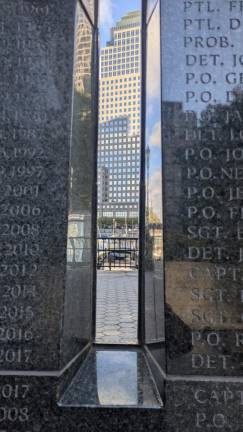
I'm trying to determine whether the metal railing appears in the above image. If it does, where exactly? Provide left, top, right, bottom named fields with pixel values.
left=97, top=237, right=139, bottom=270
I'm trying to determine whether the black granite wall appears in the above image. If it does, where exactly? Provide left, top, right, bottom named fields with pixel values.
left=161, top=0, right=243, bottom=430
left=0, top=0, right=93, bottom=372
left=1, top=0, right=243, bottom=431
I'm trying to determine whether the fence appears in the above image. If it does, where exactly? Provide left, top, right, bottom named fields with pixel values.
left=97, top=237, right=139, bottom=270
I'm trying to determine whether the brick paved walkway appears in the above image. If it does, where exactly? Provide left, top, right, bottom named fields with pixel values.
left=96, top=270, right=138, bottom=344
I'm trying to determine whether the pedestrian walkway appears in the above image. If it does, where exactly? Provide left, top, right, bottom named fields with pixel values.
left=96, top=270, right=138, bottom=344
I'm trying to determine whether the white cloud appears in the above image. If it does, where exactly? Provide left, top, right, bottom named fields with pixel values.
left=99, top=0, right=114, bottom=27
left=149, top=121, right=161, bottom=148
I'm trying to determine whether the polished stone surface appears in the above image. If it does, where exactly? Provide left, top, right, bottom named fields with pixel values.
left=96, top=271, right=138, bottom=345
left=144, top=1, right=164, bottom=363
left=0, top=1, right=166, bottom=431
left=162, top=0, right=243, bottom=376
left=165, top=380, right=243, bottom=432
left=147, top=0, right=159, bottom=20
left=82, top=0, right=95, bottom=22
left=0, top=0, right=94, bottom=371
left=60, top=348, right=162, bottom=408
left=3, top=0, right=243, bottom=430
left=0, top=371, right=164, bottom=432
left=2, top=370, right=243, bottom=431
left=62, top=1, right=94, bottom=367
left=0, top=0, right=75, bottom=370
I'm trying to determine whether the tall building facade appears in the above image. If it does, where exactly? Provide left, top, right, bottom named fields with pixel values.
left=98, top=117, right=140, bottom=219
left=98, top=11, right=141, bottom=220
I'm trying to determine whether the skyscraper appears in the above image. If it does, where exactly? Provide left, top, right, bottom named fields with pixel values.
left=98, top=11, right=141, bottom=221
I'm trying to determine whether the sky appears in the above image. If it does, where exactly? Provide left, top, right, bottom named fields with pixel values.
left=99, top=0, right=141, bottom=46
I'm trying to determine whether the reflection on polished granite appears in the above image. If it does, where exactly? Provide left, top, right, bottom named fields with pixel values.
left=147, top=0, right=159, bottom=20
left=144, top=0, right=164, bottom=354
left=59, top=348, right=162, bottom=408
